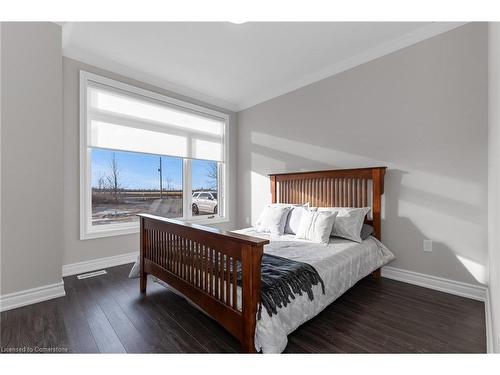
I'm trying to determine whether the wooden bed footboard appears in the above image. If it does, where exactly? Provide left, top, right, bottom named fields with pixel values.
left=138, top=213, right=269, bottom=353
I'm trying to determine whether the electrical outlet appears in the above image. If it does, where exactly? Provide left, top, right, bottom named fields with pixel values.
left=423, top=239, right=433, bottom=253
left=497, top=334, right=500, bottom=349
left=245, top=216, right=250, bottom=225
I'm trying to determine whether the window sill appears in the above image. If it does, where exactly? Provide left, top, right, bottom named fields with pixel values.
left=81, top=225, right=139, bottom=240
left=81, top=216, right=229, bottom=240
left=187, top=216, right=230, bottom=226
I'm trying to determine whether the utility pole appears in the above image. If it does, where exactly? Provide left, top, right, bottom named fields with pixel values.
left=158, top=156, right=163, bottom=198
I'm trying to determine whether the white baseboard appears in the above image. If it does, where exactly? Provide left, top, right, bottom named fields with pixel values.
left=0, top=281, right=66, bottom=312
left=0, top=251, right=138, bottom=312
left=62, top=251, right=138, bottom=277
left=382, top=266, right=487, bottom=301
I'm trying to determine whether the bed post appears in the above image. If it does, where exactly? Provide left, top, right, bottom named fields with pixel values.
left=371, top=168, right=385, bottom=279
left=139, top=217, right=147, bottom=293
left=371, top=168, right=384, bottom=241
left=241, top=244, right=263, bottom=353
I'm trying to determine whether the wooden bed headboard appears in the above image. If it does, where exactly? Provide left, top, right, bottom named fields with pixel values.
left=269, top=167, right=387, bottom=240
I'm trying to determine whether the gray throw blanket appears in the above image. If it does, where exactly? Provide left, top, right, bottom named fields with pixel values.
left=239, top=254, right=325, bottom=319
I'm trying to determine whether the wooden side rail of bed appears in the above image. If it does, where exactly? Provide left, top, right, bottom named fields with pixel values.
left=138, top=213, right=269, bottom=352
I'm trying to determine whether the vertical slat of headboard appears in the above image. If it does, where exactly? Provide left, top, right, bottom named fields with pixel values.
left=340, top=179, right=344, bottom=206
left=363, top=179, right=367, bottom=207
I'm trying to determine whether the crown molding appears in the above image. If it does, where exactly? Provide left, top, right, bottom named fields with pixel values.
left=236, top=22, right=468, bottom=111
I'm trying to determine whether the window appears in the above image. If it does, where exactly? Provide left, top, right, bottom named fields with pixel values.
left=80, top=71, right=229, bottom=239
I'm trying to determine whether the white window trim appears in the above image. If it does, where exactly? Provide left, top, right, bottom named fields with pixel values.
left=79, top=71, right=230, bottom=240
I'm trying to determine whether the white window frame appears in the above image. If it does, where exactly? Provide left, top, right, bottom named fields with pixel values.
left=80, top=71, right=230, bottom=240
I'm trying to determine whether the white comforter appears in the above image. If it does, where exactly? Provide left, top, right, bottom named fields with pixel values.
left=134, top=230, right=395, bottom=353
left=233, top=229, right=395, bottom=353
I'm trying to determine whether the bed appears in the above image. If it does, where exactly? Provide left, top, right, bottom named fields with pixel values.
left=136, top=167, right=393, bottom=353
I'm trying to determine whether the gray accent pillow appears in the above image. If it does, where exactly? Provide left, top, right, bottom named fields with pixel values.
left=360, top=224, right=374, bottom=240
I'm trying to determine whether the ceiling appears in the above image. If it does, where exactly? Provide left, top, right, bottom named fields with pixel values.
left=62, top=22, right=465, bottom=111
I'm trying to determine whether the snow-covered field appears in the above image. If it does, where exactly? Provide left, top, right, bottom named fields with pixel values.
left=92, top=197, right=183, bottom=225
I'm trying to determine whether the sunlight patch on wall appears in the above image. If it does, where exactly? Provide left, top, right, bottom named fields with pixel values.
left=456, top=255, right=487, bottom=284
left=251, top=131, right=378, bottom=169
left=250, top=170, right=269, bottom=225
left=250, top=152, right=285, bottom=225
left=398, top=167, right=484, bottom=207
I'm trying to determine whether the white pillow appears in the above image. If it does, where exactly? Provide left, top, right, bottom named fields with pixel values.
left=318, top=207, right=370, bottom=242
left=295, top=210, right=337, bottom=244
left=284, top=205, right=310, bottom=234
left=255, top=205, right=292, bottom=235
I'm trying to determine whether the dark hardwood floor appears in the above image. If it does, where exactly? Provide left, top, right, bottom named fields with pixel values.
left=0, top=263, right=486, bottom=353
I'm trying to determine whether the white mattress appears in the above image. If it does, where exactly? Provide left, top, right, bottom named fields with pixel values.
left=233, top=229, right=395, bottom=353
left=144, top=230, right=395, bottom=353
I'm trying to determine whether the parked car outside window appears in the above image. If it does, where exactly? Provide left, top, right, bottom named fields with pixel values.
left=192, top=191, right=218, bottom=215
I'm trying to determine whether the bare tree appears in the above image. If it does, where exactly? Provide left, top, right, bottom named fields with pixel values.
left=106, top=152, right=122, bottom=201
left=205, top=162, right=218, bottom=191
left=97, top=173, right=106, bottom=193
left=165, top=177, right=174, bottom=191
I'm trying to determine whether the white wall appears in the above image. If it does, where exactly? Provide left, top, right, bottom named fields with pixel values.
left=238, top=23, right=488, bottom=286
left=488, top=22, right=500, bottom=353
left=62, top=57, right=239, bottom=266
left=1, top=22, right=63, bottom=294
